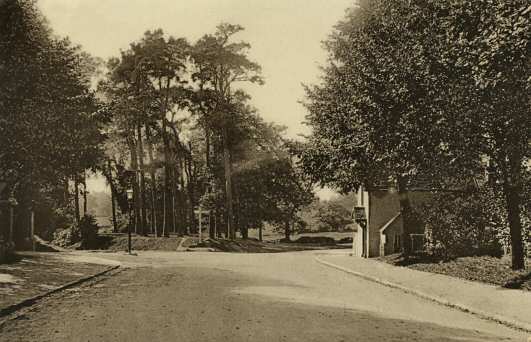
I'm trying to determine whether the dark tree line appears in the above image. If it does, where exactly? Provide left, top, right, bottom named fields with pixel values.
left=1, top=0, right=106, bottom=246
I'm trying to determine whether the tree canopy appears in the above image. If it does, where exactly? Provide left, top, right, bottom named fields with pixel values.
left=302, top=0, right=529, bottom=268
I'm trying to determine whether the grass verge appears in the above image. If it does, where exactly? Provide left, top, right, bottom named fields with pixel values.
left=378, top=254, right=531, bottom=291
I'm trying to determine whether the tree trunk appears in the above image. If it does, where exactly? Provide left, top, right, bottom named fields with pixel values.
left=160, top=78, right=172, bottom=238
left=128, top=137, right=141, bottom=235
left=74, top=176, right=80, bottom=224
left=179, top=158, right=188, bottom=236
left=82, top=171, right=88, bottom=216
left=185, top=144, right=195, bottom=236
left=284, top=221, right=291, bottom=241
left=171, top=167, right=177, bottom=234
left=214, top=210, right=219, bottom=238
left=205, top=129, right=210, bottom=169
left=136, top=124, right=148, bottom=236
left=241, top=224, right=248, bottom=239
left=162, top=121, right=171, bottom=237
left=259, top=225, right=263, bottom=242
left=501, top=152, right=525, bottom=270
left=107, top=160, right=118, bottom=233
left=222, top=124, right=235, bottom=240
left=397, top=175, right=412, bottom=257
left=63, top=177, right=69, bottom=207
left=145, top=124, right=158, bottom=236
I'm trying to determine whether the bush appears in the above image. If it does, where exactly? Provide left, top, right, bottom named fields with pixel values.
left=53, top=222, right=80, bottom=247
left=294, top=236, right=336, bottom=245
left=52, top=214, right=99, bottom=249
left=313, top=202, right=353, bottom=232
left=79, top=214, right=99, bottom=249
left=421, top=189, right=503, bottom=260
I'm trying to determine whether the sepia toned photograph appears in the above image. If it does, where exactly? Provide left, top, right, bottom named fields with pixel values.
left=0, top=0, right=530, bottom=341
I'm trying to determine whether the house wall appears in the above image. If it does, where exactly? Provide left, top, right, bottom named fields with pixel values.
left=353, top=188, right=370, bottom=257
left=352, top=229, right=364, bottom=257
left=369, top=190, right=434, bottom=257
left=380, top=216, right=403, bottom=256
left=353, top=187, right=436, bottom=258
left=368, top=190, right=400, bottom=257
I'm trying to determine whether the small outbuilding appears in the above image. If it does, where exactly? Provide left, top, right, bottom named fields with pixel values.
left=351, top=183, right=432, bottom=258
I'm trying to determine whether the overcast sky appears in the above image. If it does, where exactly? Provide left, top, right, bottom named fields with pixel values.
left=38, top=0, right=352, bottom=197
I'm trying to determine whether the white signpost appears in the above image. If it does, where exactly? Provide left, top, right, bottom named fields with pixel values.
left=193, top=207, right=210, bottom=243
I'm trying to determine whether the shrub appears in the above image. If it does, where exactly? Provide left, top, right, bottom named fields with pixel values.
left=52, top=222, right=80, bottom=247
left=79, top=214, right=99, bottom=249
left=420, top=189, right=504, bottom=260
left=313, top=202, right=353, bottom=232
left=52, top=214, right=99, bottom=249
left=294, top=236, right=336, bottom=245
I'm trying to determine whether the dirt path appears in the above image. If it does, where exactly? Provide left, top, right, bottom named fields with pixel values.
left=0, top=252, right=527, bottom=341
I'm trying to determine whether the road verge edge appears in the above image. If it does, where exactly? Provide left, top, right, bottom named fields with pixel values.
left=314, top=255, right=531, bottom=334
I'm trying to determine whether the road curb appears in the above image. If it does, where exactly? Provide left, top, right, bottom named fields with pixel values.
left=0, top=264, right=121, bottom=319
left=314, top=256, right=531, bottom=334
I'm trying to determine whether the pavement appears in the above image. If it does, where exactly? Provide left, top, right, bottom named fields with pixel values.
left=0, top=250, right=528, bottom=341
left=315, top=251, right=531, bottom=333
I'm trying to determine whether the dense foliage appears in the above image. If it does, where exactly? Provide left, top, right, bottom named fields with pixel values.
left=302, top=0, right=530, bottom=268
left=99, top=24, right=312, bottom=241
left=421, top=190, right=504, bottom=259
left=0, top=0, right=105, bottom=247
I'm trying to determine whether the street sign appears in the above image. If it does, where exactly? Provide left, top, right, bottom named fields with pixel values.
left=353, top=206, right=366, bottom=222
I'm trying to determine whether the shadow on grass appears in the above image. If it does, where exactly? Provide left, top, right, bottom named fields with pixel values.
left=383, top=253, right=442, bottom=267
left=503, top=271, right=531, bottom=289
left=381, top=253, right=531, bottom=291
left=2, top=253, right=24, bottom=264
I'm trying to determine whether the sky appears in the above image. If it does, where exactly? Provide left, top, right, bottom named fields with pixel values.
left=38, top=0, right=352, bottom=199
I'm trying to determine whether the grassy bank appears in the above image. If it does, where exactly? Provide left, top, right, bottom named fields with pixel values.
left=378, top=254, right=531, bottom=291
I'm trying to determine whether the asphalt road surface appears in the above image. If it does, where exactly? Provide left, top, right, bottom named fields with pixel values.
left=0, top=251, right=527, bottom=342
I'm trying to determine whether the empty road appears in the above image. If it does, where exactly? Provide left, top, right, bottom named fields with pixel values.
left=0, top=251, right=526, bottom=341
